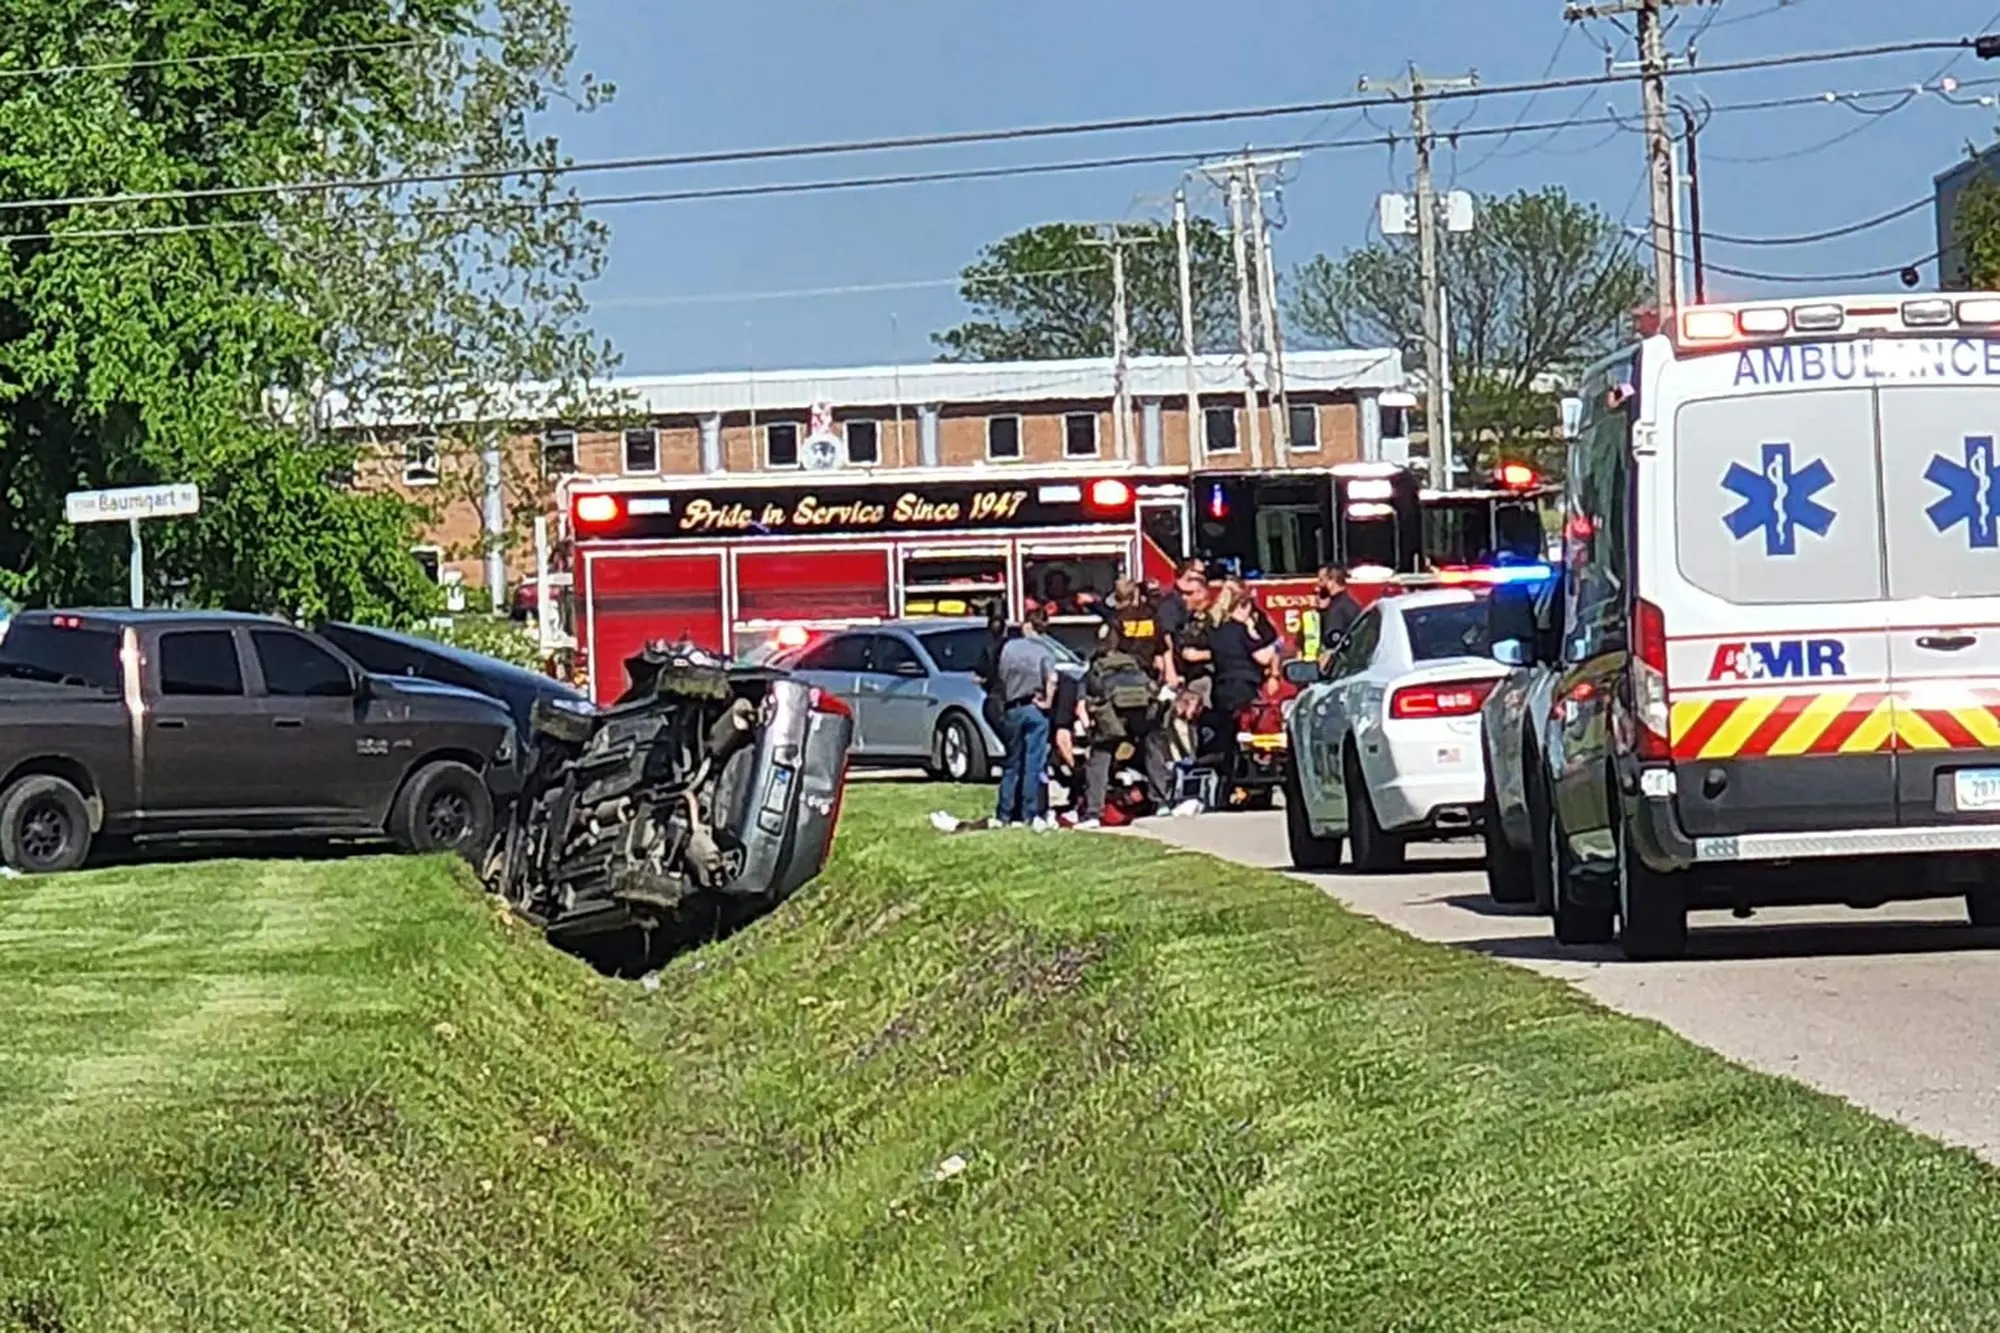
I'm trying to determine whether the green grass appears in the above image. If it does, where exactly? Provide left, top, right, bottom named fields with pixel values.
left=4, top=786, right=2000, bottom=1329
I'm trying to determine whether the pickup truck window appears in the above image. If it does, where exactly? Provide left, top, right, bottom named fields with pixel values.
left=0, top=622, right=119, bottom=692
left=158, top=630, right=245, bottom=697
left=251, top=630, right=352, bottom=698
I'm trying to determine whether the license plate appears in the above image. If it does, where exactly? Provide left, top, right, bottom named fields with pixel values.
left=1956, top=768, right=2000, bottom=811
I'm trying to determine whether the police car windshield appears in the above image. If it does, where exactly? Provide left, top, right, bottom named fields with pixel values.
left=1405, top=601, right=1492, bottom=662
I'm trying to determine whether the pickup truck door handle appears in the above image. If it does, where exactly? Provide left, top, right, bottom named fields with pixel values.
left=1918, top=634, right=1977, bottom=652
left=155, top=718, right=186, bottom=730
left=274, top=717, right=304, bottom=729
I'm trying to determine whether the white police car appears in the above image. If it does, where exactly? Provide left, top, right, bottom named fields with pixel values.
left=1544, top=293, right=2000, bottom=960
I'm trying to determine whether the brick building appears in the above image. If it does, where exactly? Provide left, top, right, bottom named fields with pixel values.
left=356, top=347, right=1407, bottom=600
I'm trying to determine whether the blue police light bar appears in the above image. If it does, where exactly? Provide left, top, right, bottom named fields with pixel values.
left=1435, top=562, right=1554, bottom=586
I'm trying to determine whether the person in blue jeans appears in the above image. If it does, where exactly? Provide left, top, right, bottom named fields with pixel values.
left=993, top=606, right=1059, bottom=829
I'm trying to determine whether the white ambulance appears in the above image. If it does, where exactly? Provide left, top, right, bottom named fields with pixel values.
left=1543, top=294, right=2000, bottom=960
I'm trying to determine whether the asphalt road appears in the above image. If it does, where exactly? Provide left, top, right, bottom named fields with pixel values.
left=1131, top=809, right=2000, bottom=1164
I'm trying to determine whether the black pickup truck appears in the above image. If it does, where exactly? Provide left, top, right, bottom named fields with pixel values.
left=0, top=609, right=519, bottom=873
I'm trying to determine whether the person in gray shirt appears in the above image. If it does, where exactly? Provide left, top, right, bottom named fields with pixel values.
left=994, top=606, right=1058, bottom=829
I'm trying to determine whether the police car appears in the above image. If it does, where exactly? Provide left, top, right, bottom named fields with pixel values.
left=1544, top=293, right=2000, bottom=960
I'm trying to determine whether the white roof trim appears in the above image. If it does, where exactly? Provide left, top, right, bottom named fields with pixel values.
left=315, top=348, right=1404, bottom=429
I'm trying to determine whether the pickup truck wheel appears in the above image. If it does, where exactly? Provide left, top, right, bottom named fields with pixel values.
left=392, top=762, right=495, bottom=862
left=0, top=776, right=92, bottom=875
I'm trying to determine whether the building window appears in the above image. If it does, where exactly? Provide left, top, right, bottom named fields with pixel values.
left=766, top=421, right=800, bottom=469
left=845, top=419, right=880, bottom=466
left=1064, top=411, right=1098, bottom=458
left=1203, top=406, right=1239, bottom=454
left=1288, top=403, right=1319, bottom=450
left=987, top=415, right=1021, bottom=460
left=622, top=426, right=659, bottom=473
left=541, top=428, right=578, bottom=477
left=411, top=546, right=442, bottom=584
left=1380, top=401, right=1410, bottom=440
left=402, top=435, right=439, bottom=485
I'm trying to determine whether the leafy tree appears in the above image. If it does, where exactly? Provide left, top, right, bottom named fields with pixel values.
left=0, top=0, right=616, bottom=624
left=1289, top=186, right=1647, bottom=472
left=935, top=220, right=1240, bottom=361
left=1954, top=171, right=2000, bottom=290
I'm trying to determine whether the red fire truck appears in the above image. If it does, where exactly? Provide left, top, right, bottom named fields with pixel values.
left=1189, top=460, right=1556, bottom=656
left=553, top=464, right=1190, bottom=703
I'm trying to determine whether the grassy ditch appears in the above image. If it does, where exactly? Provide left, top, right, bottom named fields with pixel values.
left=0, top=787, right=1998, bottom=1329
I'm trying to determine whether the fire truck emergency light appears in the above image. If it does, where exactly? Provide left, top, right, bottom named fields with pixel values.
left=574, top=493, right=621, bottom=525
left=1085, top=478, right=1133, bottom=512
left=1494, top=462, right=1538, bottom=490
left=774, top=624, right=811, bottom=649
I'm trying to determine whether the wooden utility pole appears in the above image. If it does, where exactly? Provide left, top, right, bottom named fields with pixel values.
left=1565, top=0, right=1716, bottom=313
left=1083, top=224, right=1157, bottom=461
left=1360, top=66, right=1476, bottom=489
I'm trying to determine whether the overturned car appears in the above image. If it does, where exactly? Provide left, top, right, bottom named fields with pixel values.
left=485, top=640, right=854, bottom=956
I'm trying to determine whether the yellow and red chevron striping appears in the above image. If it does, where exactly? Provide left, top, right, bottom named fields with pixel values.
left=1669, top=690, right=2000, bottom=760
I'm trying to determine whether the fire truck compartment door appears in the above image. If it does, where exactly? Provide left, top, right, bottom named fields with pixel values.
left=583, top=550, right=726, bottom=703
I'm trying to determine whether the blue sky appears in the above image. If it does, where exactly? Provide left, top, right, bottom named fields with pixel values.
left=556, top=0, right=2000, bottom=376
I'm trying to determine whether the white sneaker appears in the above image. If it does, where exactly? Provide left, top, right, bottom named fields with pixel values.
left=1030, top=815, right=1056, bottom=833
left=1171, top=799, right=1205, bottom=818
left=929, top=811, right=961, bottom=833
left=1073, top=817, right=1103, bottom=831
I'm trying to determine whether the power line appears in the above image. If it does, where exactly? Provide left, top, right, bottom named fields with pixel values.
left=1698, top=195, right=1932, bottom=246
left=0, top=77, right=1987, bottom=249
left=1637, top=231, right=1938, bottom=283
left=0, top=34, right=1980, bottom=219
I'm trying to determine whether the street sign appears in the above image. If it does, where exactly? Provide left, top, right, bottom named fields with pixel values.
left=64, top=483, right=200, bottom=525
left=62, top=483, right=200, bottom=608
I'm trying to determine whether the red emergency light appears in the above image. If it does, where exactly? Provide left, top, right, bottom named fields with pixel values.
left=1085, top=477, right=1133, bottom=513
left=573, top=493, right=621, bottom=526
left=1494, top=462, right=1538, bottom=491
left=774, top=624, right=811, bottom=650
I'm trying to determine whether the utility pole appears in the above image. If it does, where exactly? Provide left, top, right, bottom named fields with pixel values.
left=1361, top=66, right=1476, bottom=490
left=1677, top=99, right=1707, bottom=304
left=1173, top=187, right=1205, bottom=468
left=1246, top=175, right=1290, bottom=458
left=1224, top=174, right=1264, bottom=467
left=1566, top=0, right=1713, bottom=313
left=1083, top=224, right=1157, bottom=461
left=1199, top=151, right=1300, bottom=470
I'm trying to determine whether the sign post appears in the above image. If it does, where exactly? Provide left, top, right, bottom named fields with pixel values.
left=63, top=483, right=201, bottom=609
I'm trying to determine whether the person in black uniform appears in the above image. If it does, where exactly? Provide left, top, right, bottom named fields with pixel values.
left=972, top=603, right=1009, bottom=739
left=1316, top=564, right=1362, bottom=657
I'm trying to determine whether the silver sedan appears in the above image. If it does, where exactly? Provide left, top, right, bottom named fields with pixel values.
left=773, top=619, right=1083, bottom=782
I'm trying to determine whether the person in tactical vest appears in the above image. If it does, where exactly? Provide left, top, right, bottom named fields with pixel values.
left=1074, top=589, right=1175, bottom=827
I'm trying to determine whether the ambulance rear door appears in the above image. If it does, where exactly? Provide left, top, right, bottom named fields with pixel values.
left=1662, top=380, right=1895, bottom=836
left=1878, top=378, right=2000, bottom=826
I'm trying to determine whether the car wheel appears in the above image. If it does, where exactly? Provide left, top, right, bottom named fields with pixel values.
left=1614, top=804, right=1689, bottom=960
left=931, top=712, right=990, bottom=784
left=1482, top=770, right=1535, bottom=905
left=1344, top=749, right=1406, bottom=873
left=0, top=775, right=92, bottom=875
left=1548, top=802, right=1614, bottom=946
left=1284, top=763, right=1344, bottom=870
left=392, top=761, right=496, bottom=862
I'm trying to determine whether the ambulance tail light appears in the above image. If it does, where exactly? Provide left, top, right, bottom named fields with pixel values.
left=1633, top=596, right=1670, bottom=762
left=1389, top=679, right=1496, bottom=720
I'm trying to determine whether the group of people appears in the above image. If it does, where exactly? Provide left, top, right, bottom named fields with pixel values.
left=946, top=558, right=1365, bottom=833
